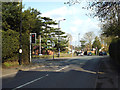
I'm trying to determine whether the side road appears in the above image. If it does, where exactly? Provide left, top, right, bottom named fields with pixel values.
left=96, top=56, right=120, bottom=89
left=2, top=57, right=78, bottom=77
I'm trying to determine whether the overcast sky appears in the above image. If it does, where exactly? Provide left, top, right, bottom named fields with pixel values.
left=23, top=0, right=101, bottom=46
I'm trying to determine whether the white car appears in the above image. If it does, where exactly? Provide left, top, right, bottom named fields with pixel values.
left=78, top=52, right=84, bottom=56
left=80, top=52, right=84, bottom=56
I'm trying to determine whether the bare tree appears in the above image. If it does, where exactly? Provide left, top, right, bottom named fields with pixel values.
left=66, top=33, right=72, bottom=50
left=83, top=31, right=95, bottom=50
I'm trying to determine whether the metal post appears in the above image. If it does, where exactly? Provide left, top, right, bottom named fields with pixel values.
left=57, top=19, right=66, bottom=57
left=72, top=42, right=73, bottom=57
left=30, top=33, right=31, bottom=63
left=53, top=48, right=54, bottom=60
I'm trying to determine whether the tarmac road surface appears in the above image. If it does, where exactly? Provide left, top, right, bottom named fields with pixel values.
left=2, top=56, right=104, bottom=89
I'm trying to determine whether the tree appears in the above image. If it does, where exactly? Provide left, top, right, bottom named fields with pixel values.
left=86, top=2, right=120, bottom=38
left=2, top=2, right=21, bottom=32
left=2, top=30, right=19, bottom=62
left=66, top=33, right=72, bottom=50
left=83, top=31, right=95, bottom=50
left=80, top=39, right=86, bottom=50
left=22, top=7, right=42, bottom=34
left=99, top=35, right=114, bottom=52
left=92, top=36, right=101, bottom=54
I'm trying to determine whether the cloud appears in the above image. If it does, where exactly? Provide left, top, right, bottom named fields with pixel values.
left=41, top=6, right=81, bottom=20
left=41, top=4, right=101, bottom=45
left=41, top=6, right=67, bottom=20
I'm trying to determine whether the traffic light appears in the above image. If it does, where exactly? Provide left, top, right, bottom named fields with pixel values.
left=31, top=33, right=36, bottom=43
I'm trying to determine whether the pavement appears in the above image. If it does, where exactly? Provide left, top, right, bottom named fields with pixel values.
left=96, top=56, right=120, bottom=89
left=2, top=57, right=78, bottom=77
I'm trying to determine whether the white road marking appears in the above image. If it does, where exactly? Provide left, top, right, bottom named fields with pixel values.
left=55, top=66, right=69, bottom=72
left=12, top=74, right=49, bottom=90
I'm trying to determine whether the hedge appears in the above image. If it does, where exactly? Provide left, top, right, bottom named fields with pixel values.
left=2, top=29, right=30, bottom=64
left=109, top=38, right=120, bottom=66
left=2, top=29, right=19, bottom=62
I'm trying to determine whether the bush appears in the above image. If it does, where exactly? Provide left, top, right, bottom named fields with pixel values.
left=2, top=29, right=19, bottom=62
left=109, top=38, right=120, bottom=65
left=21, top=30, right=30, bottom=64
left=2, top=30, right=30, bottom=64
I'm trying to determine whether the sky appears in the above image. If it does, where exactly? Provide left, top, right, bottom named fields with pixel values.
left=23, top=0, right=101, bottom=46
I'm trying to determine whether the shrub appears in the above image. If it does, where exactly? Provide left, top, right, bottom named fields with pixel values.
left=2, top=29, right=19, bottom=62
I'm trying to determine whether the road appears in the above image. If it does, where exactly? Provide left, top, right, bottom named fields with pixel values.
left=2, top=56, right=103, bottom=89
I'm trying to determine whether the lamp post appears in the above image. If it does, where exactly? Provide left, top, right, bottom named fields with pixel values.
left=58, top=19, right=66, bottom=57
left=38, top=32, right=41, bottom=55
left=78, top=33, right=80, bottom=49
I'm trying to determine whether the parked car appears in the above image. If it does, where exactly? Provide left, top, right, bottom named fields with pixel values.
left=99, top=52, right=103, bottom=56
left=78, top=52, right=84, bottom=56
left=87, top=52, right=92, bottom=56
left=103, top=52, right=107, bottom=55
left=80, top=52, right=84, bottom=56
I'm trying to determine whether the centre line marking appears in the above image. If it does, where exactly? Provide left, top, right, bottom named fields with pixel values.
left=12, top=74, right=49, bottom=90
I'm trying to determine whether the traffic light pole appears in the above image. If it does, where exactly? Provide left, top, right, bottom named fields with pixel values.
left=30, top=33, right=32, bottom=63
left=30, top=33, right=36, bottom=63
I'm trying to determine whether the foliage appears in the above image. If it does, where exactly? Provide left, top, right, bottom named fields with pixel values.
left=2, top=2, right=21, bottom=32
left=21, top=30, right=30, bottom=64
left=87, top=2, right=120, bottom=38
left=92, top=36, right=101, bottom=54
left=99, top=35, right=114, bottom=52
left=2, top=2, right=68, bottom=64
left=80, top=39, right=86, bottom=49
left=83, top=31, right=95, bottom=49
left=2, top=29, right=19, bottom=62
left=22, top=7, right=42, bottom=34
left=92, top=36, right=101, bottom=50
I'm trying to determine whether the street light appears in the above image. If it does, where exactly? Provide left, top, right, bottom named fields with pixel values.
left=58, top=19, right=66, bottom=57
left=78, top=33, right=80, bottom=48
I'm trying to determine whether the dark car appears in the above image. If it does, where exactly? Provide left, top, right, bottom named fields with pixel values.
left=87, top=52, right=92, bottom=56
left=103, top=52, right=107, bottom=55
left=99, top=52, right=103, bottom=56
